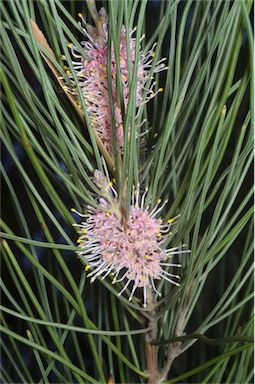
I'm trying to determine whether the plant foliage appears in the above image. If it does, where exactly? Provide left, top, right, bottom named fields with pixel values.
left=0, top=0, right=253, bottom=383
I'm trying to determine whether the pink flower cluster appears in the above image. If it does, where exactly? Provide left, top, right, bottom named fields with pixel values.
left=69, top=9, right=186, bottom=306
left=72, top=185, right=182, bottom=306
left=66, top=8, right=166, bottom=154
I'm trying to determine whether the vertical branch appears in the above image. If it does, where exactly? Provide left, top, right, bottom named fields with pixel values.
left=145, top=313, right=158, bottom=384
left=145, top=286, right=159, bottom=384
left=157, top=282, right=195, bottom=383
left=145, top=339, right=157, bottom=384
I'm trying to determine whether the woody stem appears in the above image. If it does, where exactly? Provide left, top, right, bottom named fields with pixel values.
left=145, top=287, right=158, bottom=384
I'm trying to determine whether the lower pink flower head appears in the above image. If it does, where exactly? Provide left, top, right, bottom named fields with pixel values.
left=72, top=183, right=185, bottom=306
left=66, top=7, right=166, bottom=155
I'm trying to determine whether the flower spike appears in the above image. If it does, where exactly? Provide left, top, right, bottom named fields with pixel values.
left=73, top=184, right=187, bottom=306
left=65, top=8, right=167, bottom=155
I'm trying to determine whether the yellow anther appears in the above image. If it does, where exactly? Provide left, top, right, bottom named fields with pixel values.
left=78, top=13, right=82, bottom=18
left=66, top=69, right=71, bottom=74
left=67, top=43, right=73, bottom=48
left=26, top=329, right=32, bottom=337
left=158, top=88, right=163, bottom=92
left=71, top=208, right=76, bottom=212
left=222, top=105, right=227, bottom=116
left=145, top=255, right=149, bottom=259
left=99, top=63, right=103, bottom=69
left=157, top=198, right=162, bottom=204
left=82, top=229, right=86, bottom=234
left=109, top=181, right=113, bottom=187
left=153, top=132, right=158, bottom=138
left=77, top=238, right=81, bottom=244
left=157, top=232, right=162, bottom=237
left=106, top=212, right=110, bottom=217
left=85, top=265, right=90, bottom=271
left=151, top=51, right=155, bottom=57
left=168, top=218, right=175, bottom=223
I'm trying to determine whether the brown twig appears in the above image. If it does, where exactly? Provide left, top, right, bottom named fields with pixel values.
left=145, top=286, right=159, bottom=384
left=157, top=282, right=195, bottom=383
left=145, top=337, right=157, bottom=384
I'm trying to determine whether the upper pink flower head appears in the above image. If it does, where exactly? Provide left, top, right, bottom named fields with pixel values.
left=72, top=174, right=185, bottom=307
left=66, top=8, right=166, bottom=155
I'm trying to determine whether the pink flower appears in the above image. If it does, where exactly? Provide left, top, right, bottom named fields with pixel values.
left=66, top=8, right=166, bottom=155
left=72, top=183, right=186, bottom=306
